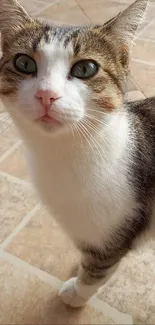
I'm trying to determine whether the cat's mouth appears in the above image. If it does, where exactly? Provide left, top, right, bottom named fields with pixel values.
left=35, top=114, right=64, bottom=132
left=36, top=114, right=62, bottom=125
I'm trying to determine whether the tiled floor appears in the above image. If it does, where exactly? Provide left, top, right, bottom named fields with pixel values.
left=0, top=0, right=155, bottom=324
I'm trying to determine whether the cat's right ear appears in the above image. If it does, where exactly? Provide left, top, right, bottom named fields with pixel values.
left=0, top=0, right=32, bottom=49
left=104, top=0, right=148, bottom=50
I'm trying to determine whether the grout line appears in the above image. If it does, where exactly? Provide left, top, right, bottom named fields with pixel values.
left=32, top=3, right=55, bottom=16
left=0, top=250, right=133, bottom=324
left=0, top=204, right=41, bottom=249
left=128, top=74, right=141, bottom=92
left=138, top=17, right=155, bottom=37
left=128, top=74, right=145, bottom=95
left=137, top=37, right=155, bottom=43
left=75, top=0, right=91, bottom=23
left=0, top=250, right=62, bottom=290
left=0, top=140, right=21, bottom=164
left=32, top=0, right=66, bottom=17
left=131, top=58, right=155, bottom=67
left=0, top=170, right=31, bottom=186
left=37, top=0, right=64, bottom=4
left=90, top=296, right=133, bottom=325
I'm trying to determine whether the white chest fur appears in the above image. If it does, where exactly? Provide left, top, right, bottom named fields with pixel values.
left=20, top=112, right=135, bottom=248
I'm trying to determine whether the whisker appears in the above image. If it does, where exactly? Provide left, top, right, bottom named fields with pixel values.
left=84, top=113, right=107, bottom=127
left=72, top=121, right=83, bottom=146
left=78, top=121, right=96, bottom=155
left=83, top=118, right=111, bottom=147
left=69, top=124, right=76, bottom=144
left=87, top=108, right=108, bottom=116
left=79, top=120, right=105, bottom=160
left=83, top=121, right=105, bottom=150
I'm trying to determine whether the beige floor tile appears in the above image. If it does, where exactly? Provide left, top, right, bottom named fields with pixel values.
left=76, top=0, right=154, bottom=30
left=132, top=40, right=155, bottom=64
left=39, top=0, right=90, bottom=25
left=38, top=0, right=61, bottom=3
left=127, top=76, right=138, bottom=92
left=130, top=61, right=155, bottom=97
left=139, top=20, right=155, bottom=41
left=109, top=0, right=133, bottom=2
left=7, top=207, right=80, bottom=281
left=0, top=117, right=20, bottom=157
left=0, top=145, right=30, bottom=182
left=19, top=0, right=49, bottom=15
left=0, top=174, right=38, bottom=244
left=76, top=0, right=128, bottom=24
left=0, top=259, right=112, bottom=324
left=98, top=244, right=155, bottom=324
left=126, top=90, right=145, bottom=101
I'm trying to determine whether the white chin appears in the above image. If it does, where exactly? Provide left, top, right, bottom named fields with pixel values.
left=36, top=119, right=64, bottom=134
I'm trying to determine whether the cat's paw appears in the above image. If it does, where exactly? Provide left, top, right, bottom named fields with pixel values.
left=59, top=277, right=88, bottom=308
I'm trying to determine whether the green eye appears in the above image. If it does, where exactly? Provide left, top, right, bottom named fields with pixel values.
left=70, top=60, right=98, bottom=79
left=14, top=54, right=37, bottom=75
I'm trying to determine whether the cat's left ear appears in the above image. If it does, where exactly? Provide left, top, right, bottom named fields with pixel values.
left=0, top=0, right=32, bottom=49
left=103, top=0, right=148, bottom=55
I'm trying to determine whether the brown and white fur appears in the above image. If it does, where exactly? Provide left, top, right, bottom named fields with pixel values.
left=0, top=0, right=154, bottom=307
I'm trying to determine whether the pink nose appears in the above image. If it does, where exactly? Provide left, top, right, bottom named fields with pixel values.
left=36, top=90, right=60, bottom=108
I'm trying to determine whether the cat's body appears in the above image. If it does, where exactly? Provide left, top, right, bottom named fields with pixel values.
left=13, top=96, right=155, bottom=249
left=0, top=0, right=153, bottom=307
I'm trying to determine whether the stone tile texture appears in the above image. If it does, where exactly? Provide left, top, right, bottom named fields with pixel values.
left=6, top=207, right=80, bottom=281
left=0, top=174, right=37, bottom=244
left=0, top=259, right=113, bottom=325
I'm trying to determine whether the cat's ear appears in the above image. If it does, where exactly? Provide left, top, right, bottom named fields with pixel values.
left=0, top=0, right=32, bottom=49
left=104, top=0, right=148, bottom=49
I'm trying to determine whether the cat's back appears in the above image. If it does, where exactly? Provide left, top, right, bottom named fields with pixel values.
left=128, top=97, right=155, bottom=150
left=127, top=97, right=155, bottom=213
left=129, top=97, right=155, bottom=128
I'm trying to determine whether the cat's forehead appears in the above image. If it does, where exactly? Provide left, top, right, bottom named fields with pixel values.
left=36, top=24, right=83, bottom=53
left=41, top=24, right=82, bottom=43
left=36, top=41, right=73, bottom=73
left=34, top=24, right=112, bottom=63
left=37, top=30, right=75, bottom=59
left=36, top=24, right=92, bottom=59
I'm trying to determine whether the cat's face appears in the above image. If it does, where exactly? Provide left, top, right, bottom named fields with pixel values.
left=0, top=0, right=148, bottom=135
left=0, top=23, right=126, bottom=135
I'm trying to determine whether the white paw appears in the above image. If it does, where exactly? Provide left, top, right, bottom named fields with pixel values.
left=59, top=277, right=88, bottom=308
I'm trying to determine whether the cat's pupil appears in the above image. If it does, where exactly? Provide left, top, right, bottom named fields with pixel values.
left=24, top=61, right=28, bottom=71
left=83, top=66, right=87, bottom=75
left=21, top=59, right=28, bottom=71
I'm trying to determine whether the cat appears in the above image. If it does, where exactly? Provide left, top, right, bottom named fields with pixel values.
left=0, top=0, right=153, bottom=308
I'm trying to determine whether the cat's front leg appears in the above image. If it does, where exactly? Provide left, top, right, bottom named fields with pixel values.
left=59, top=206, right=146, bottom=308
left=59, top=246, right=121, bottom=308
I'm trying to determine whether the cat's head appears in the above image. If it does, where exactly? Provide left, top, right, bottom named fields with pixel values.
left=0, top=0, right=148, bottom=135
